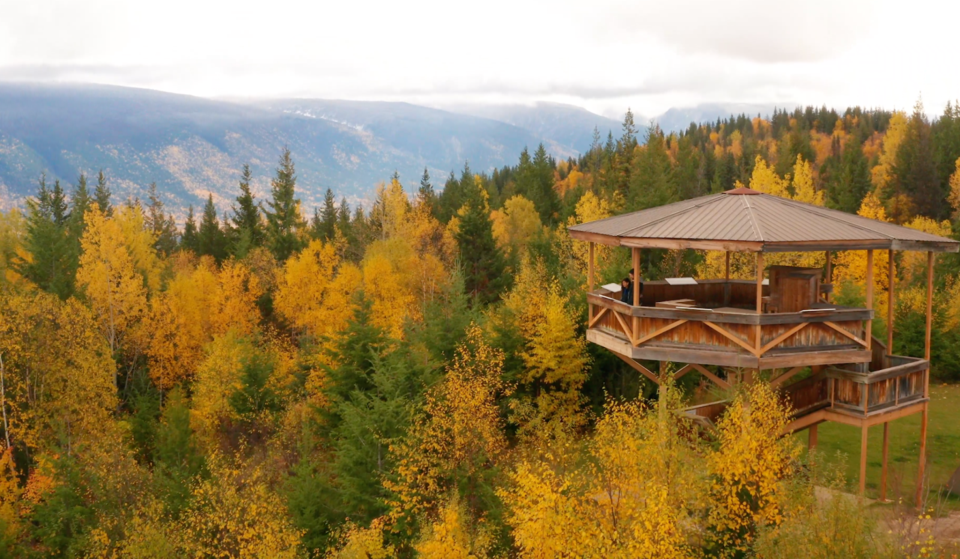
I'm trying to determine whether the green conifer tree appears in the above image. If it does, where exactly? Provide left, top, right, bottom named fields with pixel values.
left=264, top=148, right=305, bottom=261
left=231, top=164, right=263, bottom=257
left=145, top=183, right=178, bottom=256
left=93, top=169, right=112, bottom=216
left=181, top=205, right=199, bottom=253
left=197, top=194, right=227, bottom=262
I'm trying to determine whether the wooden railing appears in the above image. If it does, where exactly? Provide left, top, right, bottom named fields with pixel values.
left=682, top=354, right=929, bottom=427
left=587, top=288, right=873, bottom=368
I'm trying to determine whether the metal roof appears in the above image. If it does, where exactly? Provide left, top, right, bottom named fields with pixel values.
left=568, top=188, right=960, bottom=253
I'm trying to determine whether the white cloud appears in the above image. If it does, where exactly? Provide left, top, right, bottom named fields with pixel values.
left=0, top=0, right=957, bottom=118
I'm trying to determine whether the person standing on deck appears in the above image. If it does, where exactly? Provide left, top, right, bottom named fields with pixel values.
left=620, top=276, right=632, bottom=304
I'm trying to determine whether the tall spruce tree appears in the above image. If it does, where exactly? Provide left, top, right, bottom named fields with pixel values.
left=264, top=148, right=305, bottom=261
left=20, top=175, right=75, bottom=298
left=181, top=205, right=199, bottom=253
left=197, top=194, right=227, bottom=262
left=93, top=169, right=112, bottom=215
left=311, top=188, right=337, bottom=241
left=893, top=99, right=941, bottom=220
left=231, top=164, right=262, bottom=257
left=145, top=183, right=178, bottom=256
left=630, top=125, right=677, bottom=210
left=417, top=167, right=437, bottom=215
left=832, top=131, right=872, bottom=213
left=455, top=184, right=508, bottom=306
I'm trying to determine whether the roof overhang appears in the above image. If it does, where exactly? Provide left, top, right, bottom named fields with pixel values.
left=567, top=229, right=960, bottom=253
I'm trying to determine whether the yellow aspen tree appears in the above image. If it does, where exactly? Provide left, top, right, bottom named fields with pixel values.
left=415, top=495, right=491, bottom=559
left=386, top=325, right=511, bottom=520
left=0, top=446, right=21, bottom=545
left=871, top=111, right=908, bottom=194
left=362, top=239, right=420, bottom=338
left=748, top=156, right=789, bottom=197
left=274, top=239, right=361, bottom=341
left=191, top=331, right=254, bottom=436
left=561, top=190, right=614, bottom=288
left=0, top=209, right=27, bottom=288
left=325, top=518, right=394, bottom=559
left=901, top=217, right=952, bottom=286
left=490, top=195, right=544, bottom=252
left=178, top=455, right=306, bottom=558
left=77, top=206, right=148, bottom=378
left=790, top=155, right=823, bottom=206
left=0, top=292, right=116, bottom=452
left=115, top=202, right=164, bottom=294
left=707, top=382, right=801, bottom=555
left=212, top=259, right=263, bottom=337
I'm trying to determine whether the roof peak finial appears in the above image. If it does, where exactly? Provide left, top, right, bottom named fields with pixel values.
left=725, top=186, right=760, bottom=195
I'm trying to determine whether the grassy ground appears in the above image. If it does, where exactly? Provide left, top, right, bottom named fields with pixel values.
left=796, top=383, right=960, bottom=507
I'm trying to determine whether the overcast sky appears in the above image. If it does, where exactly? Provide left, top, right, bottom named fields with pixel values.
left=0, top=0, right=957, bottom=119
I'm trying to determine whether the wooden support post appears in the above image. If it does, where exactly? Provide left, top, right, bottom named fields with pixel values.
left=724, top=251, right=731, bottom=306
left=860, top=424, right=869, bottom=496
left=725, top=251, right=730, bottom=280
left=632, top=247, right=641, bottom=342
left=916, top=405, right=928, bottom=508
left=865, top=249, right=874, bottom=351
left=588, top=242, right=595, bottom=323
left=588, top=242, right=595, bottom=292
left=808, top=424, right=818, bottom=451
left=925, top=251, right=933, bottom=364
left=880, top=422, right=889, bottom=502
left=755, top=252, right=764, bottom=353
left=825, top=250, right=832, bottom=302
left=887, top=249, right=895, bottom=355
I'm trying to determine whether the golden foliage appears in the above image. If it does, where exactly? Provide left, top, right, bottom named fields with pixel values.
left=0, top=291, right=116, bottom=452
left=747, top=156, right=789, bottom=197
left=871, top=111, right=908, bottom=194
left=415, top=495, right=491, bottom=559
left=0, top=209, right=26, bottom=288
left=0, top=446, right=21, bottom=543
left=387, top=325, right=511, bottom=519
left=707, top=382, right=801, bottom=554
left=275, top=239, right=361, bottom=341
left=561, top=190, right=614, bottom=288
left=325, top=517, right=395, bottom=559
left=77, top=206, right=148, bottom=361
left=949, top=157, right=960, bottom=219
left=491, top=195, right=543, bottom=252
left=901, top=217, right=952, bottom=286
left=832, top=192, right=890, bottom=320
left=179, top=454, right=306, bottom=558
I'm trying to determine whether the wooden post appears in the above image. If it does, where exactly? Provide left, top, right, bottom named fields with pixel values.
left=755, top=252, right=764, bottom=352
left=887, top=249, right=895, bottom=354
left=632, top=247, right=641, bottom=341
left=860, top=424, right=869, bottom=496
left=808, top=424, right=818, bottom=450
left=880, top=422, right=889, bottom=502
left=725, top=251, right=730, bottom=280
left=824, top=250, right=832, bottom=302
left=865, top=250, right=874, bottom=351
left=925, top=251, right=933, bottom=363
left=916, top=405, right=928, bottom=508
left=588, top=242, right=595, bottom=292
left=724, top=251, right=731, bottom=306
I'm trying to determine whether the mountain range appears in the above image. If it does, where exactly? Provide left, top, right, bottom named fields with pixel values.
left=0, top=83, right=622, bottom=214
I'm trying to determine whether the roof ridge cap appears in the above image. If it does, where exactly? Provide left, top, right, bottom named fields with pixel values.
left=741, top=195, right=764, bottom=242
left=566, top=193, right=723, bottom=231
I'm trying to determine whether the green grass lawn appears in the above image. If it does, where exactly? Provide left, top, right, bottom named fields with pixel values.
left=796, top=383, right=960, bottom=507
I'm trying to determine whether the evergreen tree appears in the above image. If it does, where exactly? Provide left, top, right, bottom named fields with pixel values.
left=19, top=174, right=75, bottom=298
left=264, top=148, right=305, bottom=261
left=832, top=131, right=872, bottom=213
left=417, top=167, right=438, bottom=216
left=893, top=99, right=941, bottom=219
left=197, top=194, right=227, bottom=262
left=231, top=164, right=263, bottom=257
left=181, top=205, right=199, bottom=253
left=154, top=388, right=206, bottom=516
left=145, top=183, right=178, bottom=256
left=629, top=125, right=677, bottom=210
left=311, top=188, right=337, bottom=241
left=455, top=194, right=509, bottom=306
left=437, top=167, right=469, bottom=223
left=93, top=169, right=112, bottom=215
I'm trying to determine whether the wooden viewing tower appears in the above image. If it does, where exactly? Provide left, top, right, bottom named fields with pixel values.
left=568, top=187, right=959, bottom=503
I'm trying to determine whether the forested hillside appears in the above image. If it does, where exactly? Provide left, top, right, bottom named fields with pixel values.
left=0, top=100, right=959, bottom=557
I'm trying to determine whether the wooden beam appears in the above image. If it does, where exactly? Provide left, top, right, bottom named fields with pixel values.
left=619, top=237, right=764, bottom=252
left=808, top=424, right=818, bottom=450
left=725, top=251, right=730, bottom=281
left=674, top=364, right=695, bottom=379
left=612, top=309, right=633, bottom=341
left=925, top=251, right=933, bottom=363
left=587, top=306, right=609, bottom=328
left=759, top=322, right=809, bottom=355
left=588, top=242, right=595, bottom=292
left=702, top=320, right=761, bottom=356
left=567, top=229, right=622, bottom=246
left=825, top=250, right=832, bottom=303
left=865, top=249, right=874, bottom=351
left=822, top=321, right=869, bottom=347
left=690, top=363, right=731, bottom=390
left=756, top=252, right=764, bottom=352
left=770, top=366, right=806, bottom=388
left=634, top=319, right=687, bottom=346
left=860, top=424, right=869, bottom=496
left=613, top=352, right=660, bottom=385
left=916, top=404, right=928, bottom=508
left=632, top=247, right=641, bottom=343
left=880, top=422, right=889, bottom=502
left=887, top=249, right=895, bottom=354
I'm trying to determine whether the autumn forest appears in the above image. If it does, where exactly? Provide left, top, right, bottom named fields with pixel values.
left=2, top=101, right=960, bottom=557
